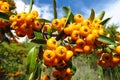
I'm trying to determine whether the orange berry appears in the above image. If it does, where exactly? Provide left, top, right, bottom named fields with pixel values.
left=79, top=26, right=91, bottom=37
left=116, top=33, right=120, bottom=40
left=60, top=17, right=67, bottom=27
left=71, top=30, right=80, bottom=40
left=72, top=23, right=81, bottom=30
left=98, top=28, right=104, bottom=35
left=9, top=15, right=17, bottom=22
left=0, top=3, right=9, bottom=12
left=52, top=70, right=61, bottom=78
left=86, top=34, right=95, bottom=45
left=0, top=1, right=3, bottom=6
left=66, top=67, right=73, bottom=76
left=33, top=20, right=41, bottom=31
left=43, top=50, right=56, bottom=63
left=55, top=60, right=67, bottom=69
left=81, top=19, right=91, bottom=27
left=65, top=50, right=73, bottom=61
left=11, top=21, right=18, bottom=29
left=91, top=29, right=99, bottom=38
left=83, top=45, right=91, bottom=53
left=112, top=55, right=120, bottom=64
left=31, top=10, right=39, bottom=18
left=41, top=75, right=50, bottom=80
left=93, top=18, right=101, bottom=24
left=42, top=24, right=51, bottom=32
left=72, top=46, right=83, bottom=54
left=16, top=13, right=26, bottom=24
left=55, top=46, right=67, bottom=59
left=25, top=14, right=34, bottom=24
left=47, top=38, right=58, bottom=50
left=52, top=19, right=61, bottom=29
left=64, top=25, right=73, bottom=35
left=74, top=14, right=84, bottom=23
left=101, top=53, right=112, bottom=62
left=115, top=45, right=120, bottom=54
left=76, top=38, right=85, bottom=47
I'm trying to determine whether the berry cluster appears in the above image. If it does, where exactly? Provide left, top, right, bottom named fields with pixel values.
left=46, top=13, right=120, bottom=69
left=0, top=1, right=10, bottom=12
left=96, top=45, right=120, bottom=68
left=43, top=38, right=74, bottom=80
left=63, top=14, right=104, bottom=54
left=9, top=10, right=40, bottom=39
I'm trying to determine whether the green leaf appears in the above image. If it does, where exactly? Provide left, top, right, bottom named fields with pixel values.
left=100, top=17, right=111, bottom=25
left=27, top=47, right=37, bottom=73
left=0, top=12, right=10, bottom=22
left=34, top=31, right=42, bottom=39
left=52, top=0, right=57, bottom=19
left=6, top=12, right=16, bottom=16
left=56, top=7, right=72, bottom=40
left=88, top=8, right=95, bottom=22
left=62, top=6, right=74, bottom=23
left=97, top=11, right=105, bottom=20
left=38, top=18, right=51, bottom=23
left=31, top=39, right=46, bottom=44
left=29, top=0, right=34, bottom=13
left=97, top=35, right=117, bottom=46
left=71, top=64, right=76, bottom=74
left=10, top=6, right=16, bottom=10
left=37, top=61, right=42, bottom=78
left=29, top=72, right=34, bottom=80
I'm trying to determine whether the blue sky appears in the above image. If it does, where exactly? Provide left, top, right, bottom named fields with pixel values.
left=14, top=0, right=120, bottom=26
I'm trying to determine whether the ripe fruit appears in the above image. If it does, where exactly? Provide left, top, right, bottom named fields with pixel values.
left=79, top=26, right=91, bottom=37
left=83, top=45, right=91, bottom=53
left=0, top=2, right=9, bottom=12
left=9, top=15, right=17, bottom=22
left=101, top=53, right=112, bottom=62
left=76, top=38, right=85, bottom=47
left=33, top=20, right=41, bottom=31
left=60, top=17, right=67, bottom=27
left=31, top=10, right=39, bottom=18
left=55, top=46, right=67, bottom=59
left=64, top=25, right=73, bottom=35
left=74, top=14, right=84, bottom=23
left=65, top=50, right=73, bottom=61
left=93, top=18, right=101, bottom=24
left=71, top=30, right=79, bottom=40
left=115, top=45, right=120, bottom=54
left=43, top=50, right=56, bottom=62
left=41, top=75, right=50, bottom=80
left=116, top=33, right=120, bottom=40
left=52, top=19, right=61, bottom=29
left=86, top=34, right=95, bottom=45
left=47, top=38, right=58, bottom=50
left=43, top=24, right=51, bottom=32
